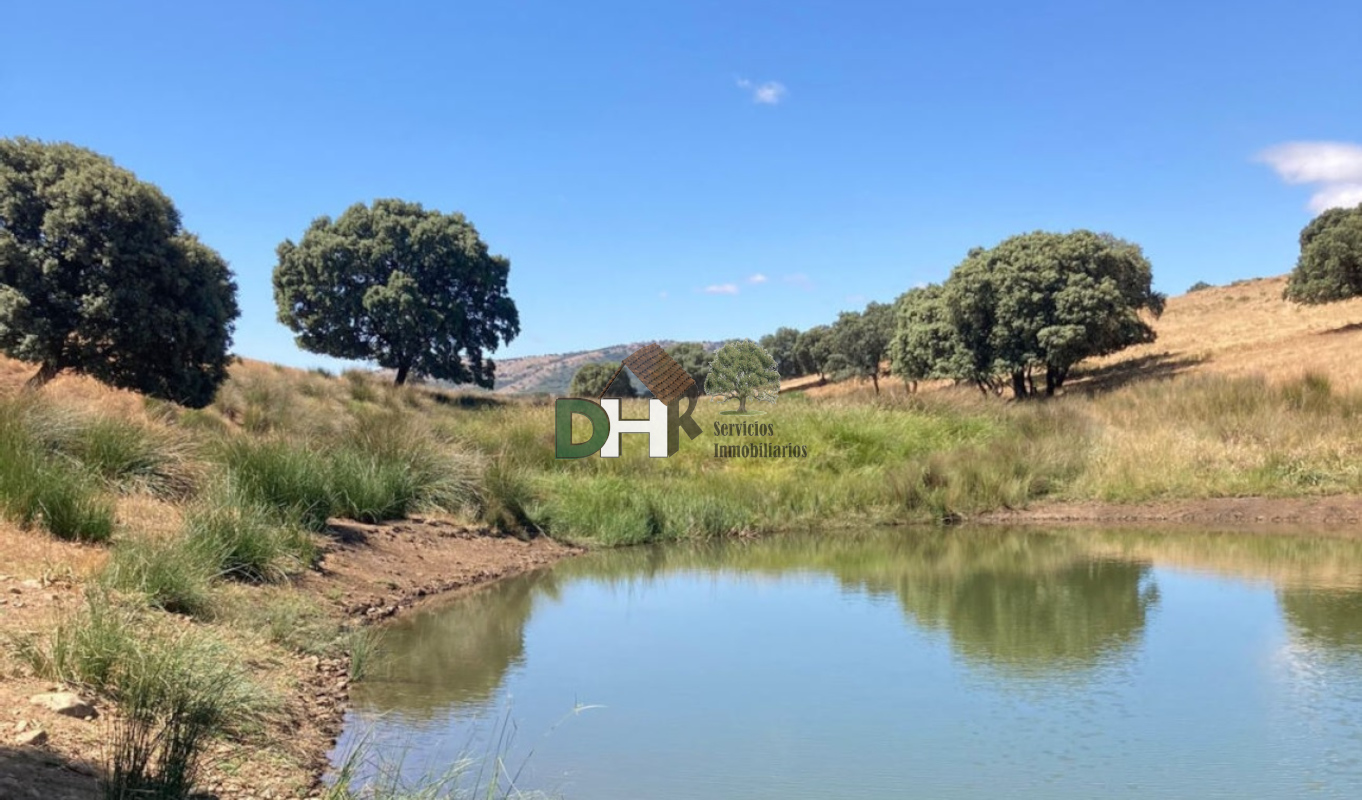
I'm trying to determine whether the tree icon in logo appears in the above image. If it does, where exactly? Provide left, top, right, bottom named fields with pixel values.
left=705, top=339, right=780, bottom=415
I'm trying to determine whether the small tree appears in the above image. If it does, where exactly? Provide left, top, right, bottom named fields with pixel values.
left=758, top=327, right=802, bottom=378
left=1283, top=203, right=1362, bottom=305
left=569, top=362, right=637, bottom=398
left=273, top=199, right=520, bottom=386
left=826, top=302, right=894, bottom=393
left=889, top=285, right=960, bottom=393
left=793, top=325, right=832, bottom=380
left=665, top=341, right=713, bottom=388
left=0, top=138, right=239, bottom=407
left=704, top=339, right=779, bottom=414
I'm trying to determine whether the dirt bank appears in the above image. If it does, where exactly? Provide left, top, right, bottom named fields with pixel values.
left=973, top=496, right=1362, bottom=534
left=0, top=519, right=579, bottom=800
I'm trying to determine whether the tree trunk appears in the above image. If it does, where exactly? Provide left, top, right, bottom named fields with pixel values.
left=1045, top=365, right=1057, bottom=397
left=26, top=361, right=63, bottom=390
left=871, top=372, right=880, bottom=394
left=1011, top=370, right=1028, bottom=400
left=394, top=362, right=411, bottom=386
left=738, top=394, right=747, bottom=413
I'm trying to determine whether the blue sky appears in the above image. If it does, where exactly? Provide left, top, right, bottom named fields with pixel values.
left=4, top=1, right=1361, bottom=373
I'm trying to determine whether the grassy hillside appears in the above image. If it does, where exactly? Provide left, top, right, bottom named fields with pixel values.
left=796, top=274, right=1362, bottom=398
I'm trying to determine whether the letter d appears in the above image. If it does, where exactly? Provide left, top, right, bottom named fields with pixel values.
left=555, top=399, right=610, bottom=458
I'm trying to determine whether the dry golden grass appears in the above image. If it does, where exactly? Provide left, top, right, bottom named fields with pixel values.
left=1085, top=275, right=1362, bottom=388
left=0, top=522, right=109, bottom=582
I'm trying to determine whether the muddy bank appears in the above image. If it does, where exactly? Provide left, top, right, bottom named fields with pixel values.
left=973, top=496, right=1362, bottom=534
left=0, top=520, right=579, bottom=800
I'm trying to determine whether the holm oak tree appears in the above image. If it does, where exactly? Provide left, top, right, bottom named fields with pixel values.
left=273, top=199, right=519, bottom=386
left=0, top=138, right=239, bottom=407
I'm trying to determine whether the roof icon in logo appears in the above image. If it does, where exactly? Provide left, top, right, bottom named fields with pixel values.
left=601, top=343, right=698, bottom=404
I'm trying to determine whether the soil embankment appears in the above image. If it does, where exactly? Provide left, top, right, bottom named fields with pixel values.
left=0, top=519, right=578, bottom=800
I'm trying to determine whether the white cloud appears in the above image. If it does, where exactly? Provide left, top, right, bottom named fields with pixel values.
left=1257, top=141, right=1362, bottom=213
left=704, top=283, right=739, bottom=295
left=736, top=77, right=787, bottom=105
left=1307, top=183, right=1362, bottom=214
left=748, top=273, right=768, bottom=284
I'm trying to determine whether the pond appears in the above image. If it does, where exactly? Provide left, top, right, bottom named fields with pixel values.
left=334, top=527, right=1362, bottom=799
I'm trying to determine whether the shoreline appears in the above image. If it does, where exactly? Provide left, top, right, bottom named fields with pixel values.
left=971, top=495, right=1362, bottom=534
left=292, top=518, right=583, bottom=798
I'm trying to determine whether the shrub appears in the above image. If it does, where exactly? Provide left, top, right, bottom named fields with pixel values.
left=1187, top=281, right=1214, bottom=292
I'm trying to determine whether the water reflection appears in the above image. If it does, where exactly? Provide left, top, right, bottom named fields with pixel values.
left=343, top=526, right=1362, bottom=800
left=357, top=528, right=1170, bottom=714
left=1280, top=588, right=1362, bottom=652
left=358, top=571, right=562, bottom=720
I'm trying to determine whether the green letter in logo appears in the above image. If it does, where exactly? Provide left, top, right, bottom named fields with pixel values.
left=555, top=399, right=610, bottom=459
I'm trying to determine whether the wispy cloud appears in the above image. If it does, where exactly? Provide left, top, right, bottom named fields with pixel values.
left=1257, top=141, right=1362, bottom=213
left=703, top=283, right=740, bottom=295
left=736, top=77, right=787, bottom=105
left=748, top=273, right=768, bottom=284
left=782, top=273, right=814, bottom=290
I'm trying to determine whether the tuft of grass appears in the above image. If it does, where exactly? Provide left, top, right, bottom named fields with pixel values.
left=183, top=490, right=316, bottom=583
left=0, top=398, right=116, bottom=542
left=101, top=534, right=216, bottom=617
left=344, top=626, right=385, bottom=682
left=219, top=437, right=335, bottom=530
left=15, top=594, right=270, bottom=800
left=59, top=415, right=198, bottom=499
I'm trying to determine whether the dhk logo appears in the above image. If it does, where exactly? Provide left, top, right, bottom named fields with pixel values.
left=555, top=344, right=703, bottom=459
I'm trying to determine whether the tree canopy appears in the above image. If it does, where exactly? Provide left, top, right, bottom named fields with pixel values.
left=665, top=342, right=713, bottom=389
left=793, top=325, right=832, bottom=379
left=569, top=362, right=637, bottom=398
left=704, top=339, right=779, bottom=414
left=0, top=138, right=239, bottom=407
left=273, top=199, right=519, bottom=386
left=1283, top=203, right=1362, bottom=305
left=826, top=302, right=894, bottom=393
left=888, top=284, right=961, bottom=392
left=759, top=326, right=802, bottom=378
left=896, top=231, right=1162, bottom=398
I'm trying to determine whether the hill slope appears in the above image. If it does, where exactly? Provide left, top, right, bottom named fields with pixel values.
left=795, top=274, right=1362, bottom=397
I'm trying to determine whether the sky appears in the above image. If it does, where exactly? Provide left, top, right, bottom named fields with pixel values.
left=3, top=0, right=1361, bottom=373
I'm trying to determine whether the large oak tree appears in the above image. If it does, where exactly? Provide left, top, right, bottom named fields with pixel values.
left=0, top=138, right=239, bottom=407
left=273, top=199, right=519, bottom=386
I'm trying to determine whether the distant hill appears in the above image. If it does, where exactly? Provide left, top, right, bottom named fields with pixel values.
left=488, top=340, right=727, bottom=395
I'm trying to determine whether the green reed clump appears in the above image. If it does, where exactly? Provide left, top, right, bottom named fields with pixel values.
left=220, top=437, right=335, bottom=530
left=101, top=534, right=217, bottom=617
left=183, top=489, right=317, bottom=582
left=0, top=398, right=116, bottom=542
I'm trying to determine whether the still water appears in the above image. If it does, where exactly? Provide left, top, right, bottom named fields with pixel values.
left=335, top=527, right=1362, bottom=799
